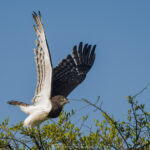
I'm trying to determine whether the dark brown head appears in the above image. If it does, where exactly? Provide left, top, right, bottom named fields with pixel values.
left=48, top=95, right=69, bottom=118
left=51, top=95, right=69, bottom=107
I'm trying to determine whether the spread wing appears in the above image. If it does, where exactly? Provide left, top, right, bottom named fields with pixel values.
left=32, top=11, right=53, bottom=103
left=52, top=42, right=96, bottom=97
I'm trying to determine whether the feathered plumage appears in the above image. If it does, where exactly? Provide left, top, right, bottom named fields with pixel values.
left=52, top=42, right=96, bottom=97
left=8, top=11, right=96, bottom=128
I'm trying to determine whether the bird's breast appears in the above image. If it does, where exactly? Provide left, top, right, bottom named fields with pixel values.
left=48, top=105, right=62, bottom=118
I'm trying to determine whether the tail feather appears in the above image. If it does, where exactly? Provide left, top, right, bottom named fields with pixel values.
left=8, top=100, right=34, bottom=115
left=7, top=100, right=29, bottom=107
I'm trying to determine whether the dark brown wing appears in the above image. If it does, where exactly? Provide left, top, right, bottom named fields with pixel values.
left=51, top=42, right=96, bottom=97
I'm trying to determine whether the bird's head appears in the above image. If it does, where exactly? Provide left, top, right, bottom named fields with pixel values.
left=52, top=95, right=69, bottom=106
left=59, top=96, right=69, bottom=106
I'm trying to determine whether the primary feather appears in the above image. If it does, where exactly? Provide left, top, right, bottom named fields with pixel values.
left=52, top=42, right=96, bottom=97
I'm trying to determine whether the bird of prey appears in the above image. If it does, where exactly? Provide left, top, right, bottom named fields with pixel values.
left=8, top=11, right=96, bottom=128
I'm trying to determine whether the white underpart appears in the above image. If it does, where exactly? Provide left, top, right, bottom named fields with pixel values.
left=19, top=96, right=52, bottom=128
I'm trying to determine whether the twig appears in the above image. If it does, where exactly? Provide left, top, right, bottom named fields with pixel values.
left=133, top=84, right=149, bottom=98
left=0, top=143, right=12, bottom=149
left=1, top=126, right=19, bottom=149
left=137, top=141, right=150, bottom=149
left=0, top=137, right=31, bottom=149
left=37, top=127, right=44, bottom=150
left=26, top=130, right=41, bottom=150
left=83, top=99, right=130, bottom=149
left=130, top=101, right=138, bottom=147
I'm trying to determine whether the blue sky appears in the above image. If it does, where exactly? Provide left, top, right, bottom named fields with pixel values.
left=0, top=0, right=150, bottom=127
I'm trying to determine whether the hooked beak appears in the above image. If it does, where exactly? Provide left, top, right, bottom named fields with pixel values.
left=65, top=98, right=70, bottom=104
left=61, top=97, right=70, bottom=106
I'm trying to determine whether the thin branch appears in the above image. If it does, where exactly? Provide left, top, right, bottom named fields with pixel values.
left=83, top=99, right=130, bottom=149
left=0, top=143, right=13, bottom=150
left=1, top=126, right=19, bottom=149
left=37, top=127, right=44, bottom=150
left=131, top=102, right=138, bottom=146
left=134, top=141, right=150, bottom=150
left=26, top=131, right=41, bottom=150
left=0, top=137, right=31, bottom=149
left=132, top=84, right=149, bottom=98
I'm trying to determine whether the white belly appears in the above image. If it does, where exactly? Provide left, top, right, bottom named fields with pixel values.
left=23, top=110, right=49, bottom=128
left=21, top=97, right=52, bottom=128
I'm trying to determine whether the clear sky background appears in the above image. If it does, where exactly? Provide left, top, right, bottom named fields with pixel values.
left=0, top=0, right=150, bottom=127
